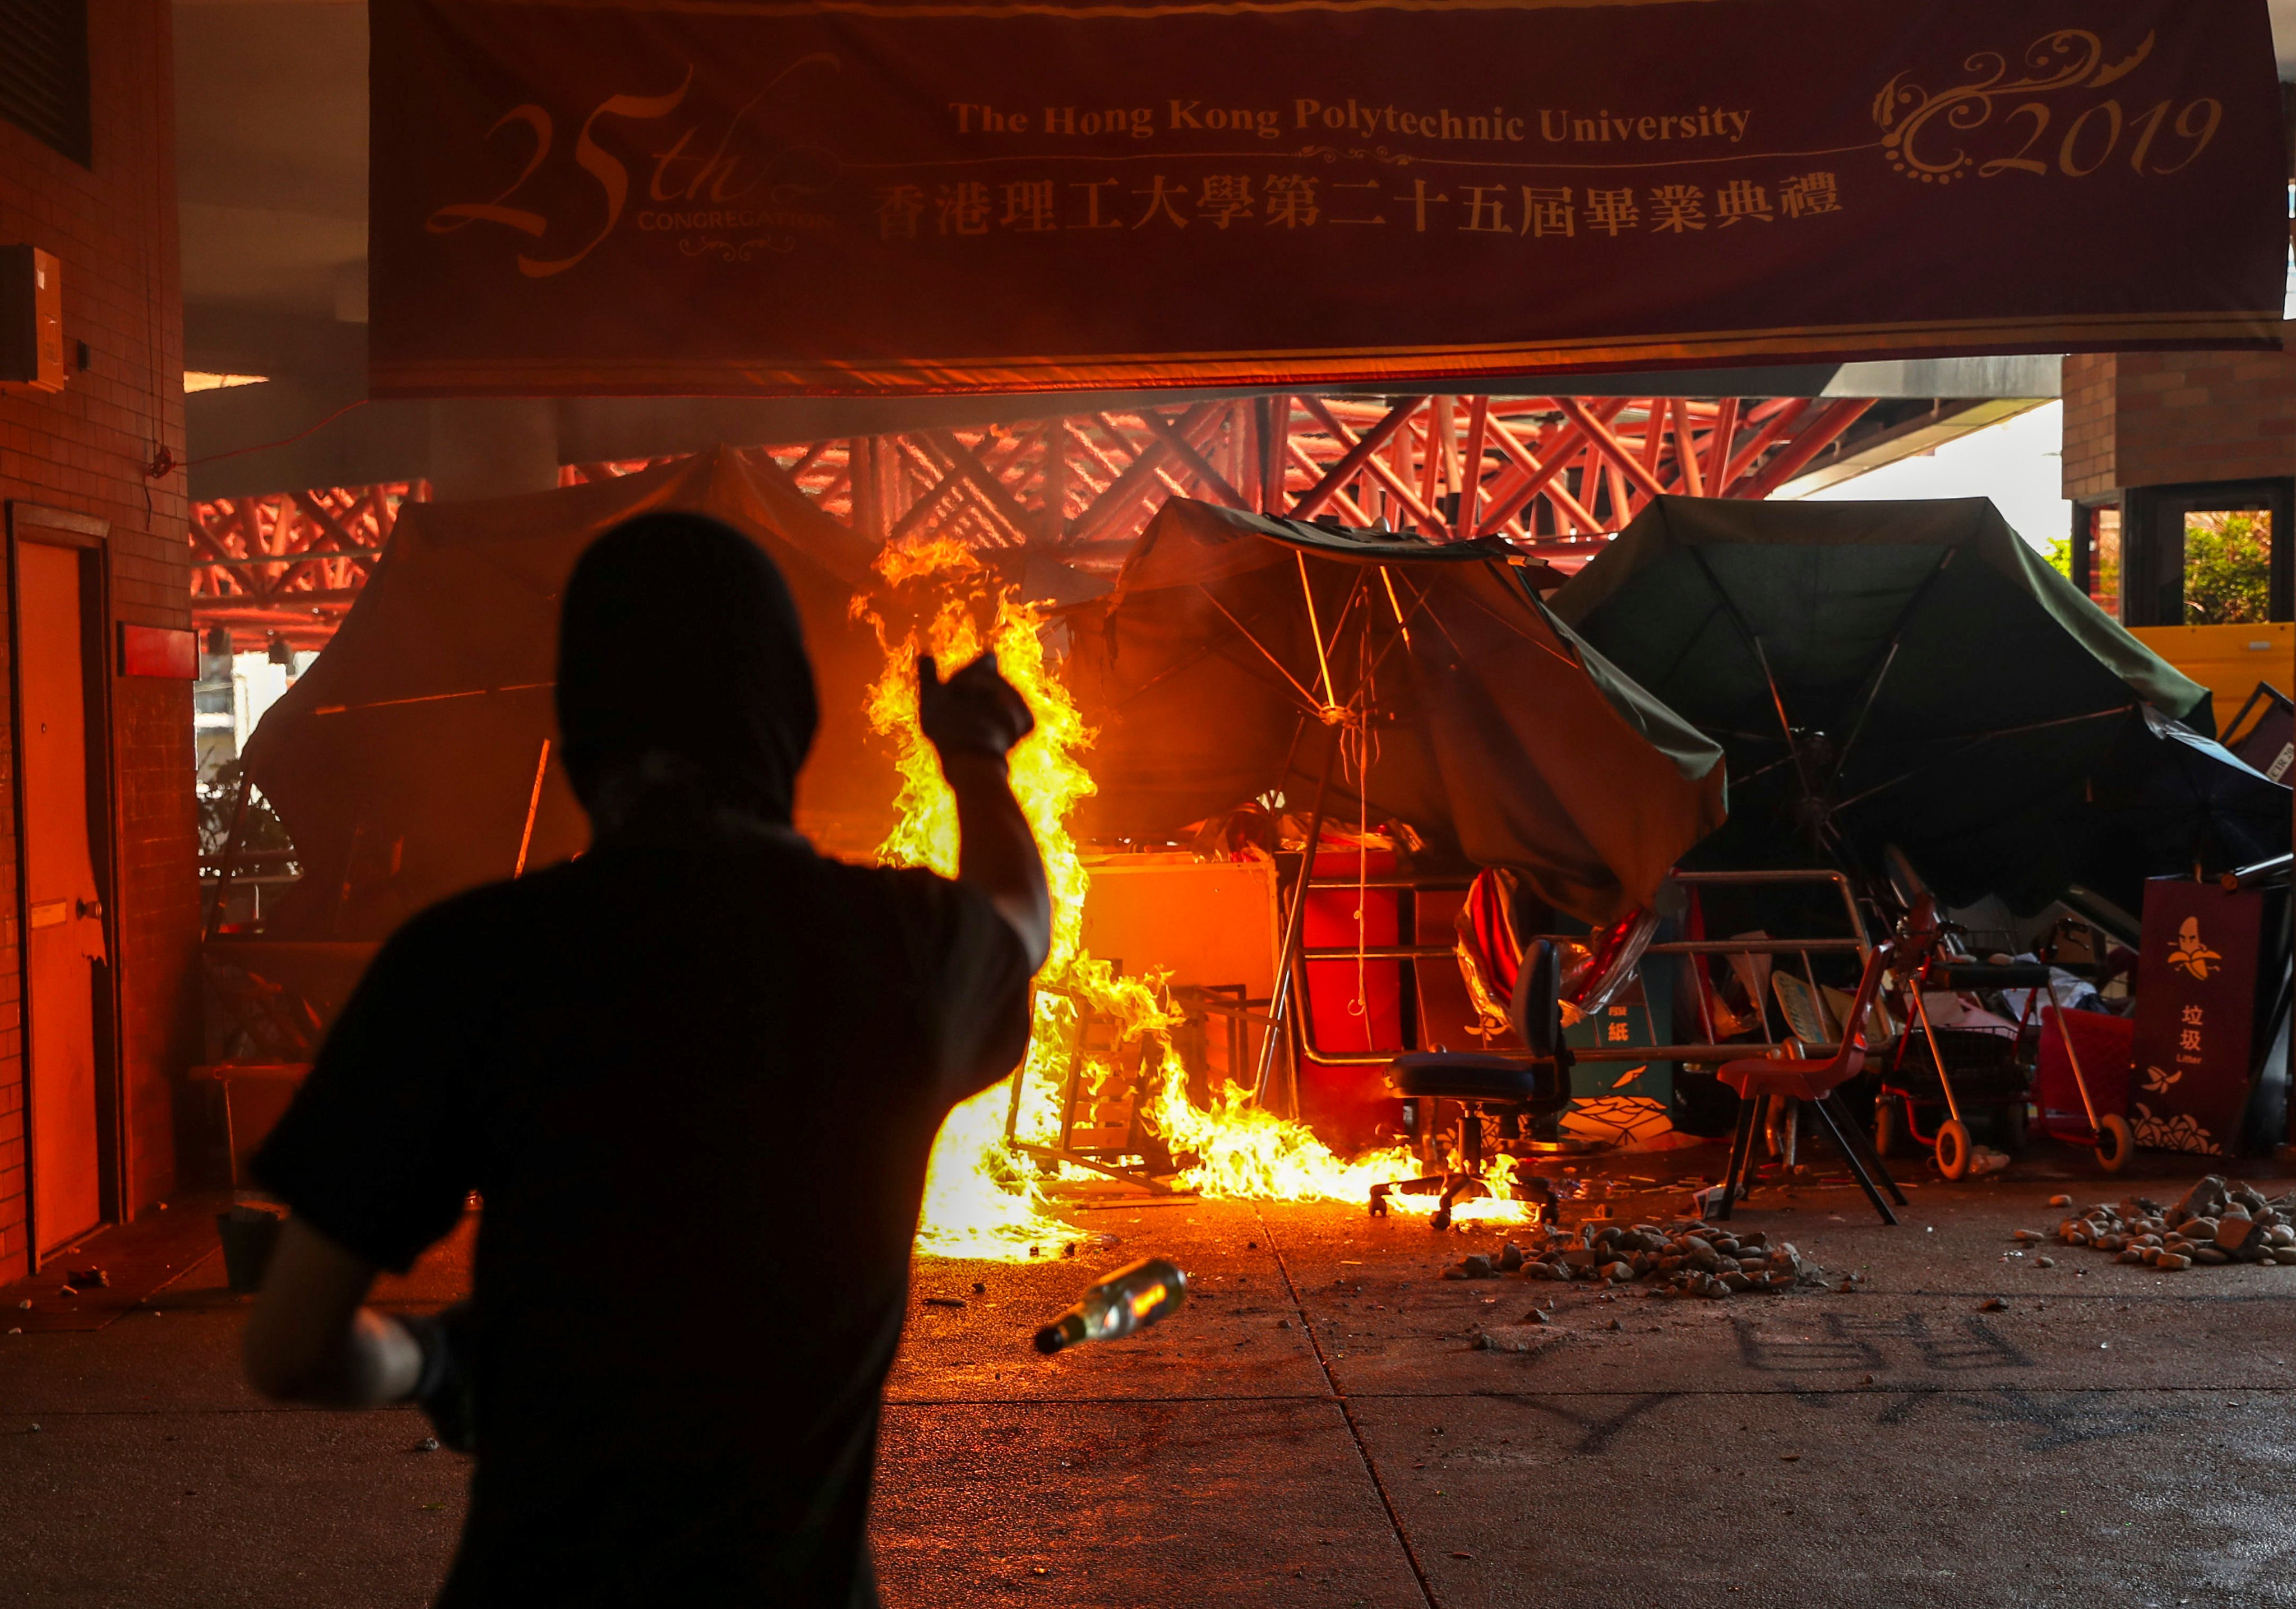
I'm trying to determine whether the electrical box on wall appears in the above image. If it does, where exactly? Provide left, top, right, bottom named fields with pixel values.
left=0, top=245, right=66, bottom=393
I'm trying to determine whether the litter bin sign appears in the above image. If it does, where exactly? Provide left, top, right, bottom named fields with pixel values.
left=2129, top=879, right=2268, bottom=1157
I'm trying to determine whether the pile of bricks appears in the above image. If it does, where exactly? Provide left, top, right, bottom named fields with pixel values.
left=1444, top=1219, right=1828, bottom=1300
left=2023, top=1176, right=2296, bottom=1271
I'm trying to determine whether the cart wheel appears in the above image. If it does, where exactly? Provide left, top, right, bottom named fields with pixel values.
left=1873, top=1098, right=1900, bottom=1159
left=1935, top=1119, right=1972, bottom=1181
left=2096, top=1113, right=2133, bottom=1174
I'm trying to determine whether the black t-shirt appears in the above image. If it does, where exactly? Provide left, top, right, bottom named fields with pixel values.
left=255, top=820, right=1032, bottom=1608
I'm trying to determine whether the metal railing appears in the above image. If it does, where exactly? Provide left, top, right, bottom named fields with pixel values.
left=1282, top=864, right=1877, bottom=1073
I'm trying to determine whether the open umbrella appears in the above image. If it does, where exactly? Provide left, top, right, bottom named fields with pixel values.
left=1066, top=497, right=1726, bottom=926
left=2081, top=706, right=2292, bottom=903
left=1550, top=494, right=2281, bottom=912
left=236, top=448, right=894, bottom=940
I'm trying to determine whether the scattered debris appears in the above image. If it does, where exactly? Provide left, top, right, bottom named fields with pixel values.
left=416, top=1437, right=440, bottom=1453
left=63, top=1268, right=107, bottom=1289
left=1445, top=1220, right=1827, bottom=1300
left=1979, top=1297, right=2008, bottom=1312
left=2036, top=1256, right=2056, bottom=1268
left=2042, top=1177, right=2296, bottom=1271
left=972, top=1282, right=987, bottom=1294
left=923, top=1296, right=967, bottom=1309
left=2049, top=1194, right=2073, bottom=1208
left=1470, top=1325, right=1546, bottom=1354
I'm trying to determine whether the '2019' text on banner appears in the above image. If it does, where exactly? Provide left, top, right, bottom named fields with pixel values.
left=369, top=0, right=2288, bottom=397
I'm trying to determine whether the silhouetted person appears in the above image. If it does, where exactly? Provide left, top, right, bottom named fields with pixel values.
left=243, top=513, right=1049, bottom=1607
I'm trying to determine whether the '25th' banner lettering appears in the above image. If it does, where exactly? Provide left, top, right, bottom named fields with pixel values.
left=369, top=0, right=2286, bottom=398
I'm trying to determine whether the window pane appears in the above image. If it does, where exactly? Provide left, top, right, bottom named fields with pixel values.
left=2087, top=506, right=2121, bottom=618
left=2184, top=508, right=2272, bottom=626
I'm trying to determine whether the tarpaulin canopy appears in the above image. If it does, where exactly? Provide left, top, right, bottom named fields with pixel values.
left=369, top=0, right=2286, bottom=399
left=1064, top=498, right=1726, bottom=923
left=1550, top=494, right=2289, bottom=913
left=241, top=448, right=894, bottom=940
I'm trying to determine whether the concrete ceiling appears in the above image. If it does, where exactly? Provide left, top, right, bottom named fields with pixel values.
left=175, top=1, right=365, bottom=345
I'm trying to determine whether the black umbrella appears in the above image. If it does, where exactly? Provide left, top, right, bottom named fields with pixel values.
left=2080, top=706, right=2292, bottom=900
left=1551, top=495, right=2284, bottom=913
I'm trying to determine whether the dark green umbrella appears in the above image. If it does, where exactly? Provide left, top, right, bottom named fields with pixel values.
left=1550, top=495, right=2274, bottom=913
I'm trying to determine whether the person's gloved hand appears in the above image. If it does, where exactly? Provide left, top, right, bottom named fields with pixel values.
left=398, top=1301, right=477, bottom=1453
left=917, top=653, right=1034, bottom=761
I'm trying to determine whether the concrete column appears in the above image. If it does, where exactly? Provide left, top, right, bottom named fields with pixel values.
left=424, top=399, right=560, bottom=501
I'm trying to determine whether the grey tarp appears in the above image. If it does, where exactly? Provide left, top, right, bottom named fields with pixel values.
left=1065, top=499, right=1726, bottom=924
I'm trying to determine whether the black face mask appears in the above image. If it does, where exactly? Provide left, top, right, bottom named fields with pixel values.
left=556, top=512, right=819, bottom=831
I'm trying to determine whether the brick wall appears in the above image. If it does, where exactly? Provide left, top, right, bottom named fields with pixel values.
left=2059, top=352, right=2118, bottom=500
left=2061, top=326, right=2296, bottom=500
left=0, top=0, right=196, bottom=1278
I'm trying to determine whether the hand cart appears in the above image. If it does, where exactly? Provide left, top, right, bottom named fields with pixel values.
left=1875, top=949, right=2129, bottom=1177
left=1870, top=907, right=2029, bottom=1181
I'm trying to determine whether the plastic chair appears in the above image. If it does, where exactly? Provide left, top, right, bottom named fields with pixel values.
left=1370, top=938, right=1574, bottom=1228
left=1715, top=943, right=1905, bottom=1226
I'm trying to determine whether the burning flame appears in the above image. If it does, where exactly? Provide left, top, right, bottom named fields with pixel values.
left=857, top=539, right=1531, bottom=1261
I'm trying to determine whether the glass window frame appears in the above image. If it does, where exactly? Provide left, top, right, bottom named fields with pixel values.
left=2117, top=478, right=2294, bottom=629
left=2069, top=494, right=2124, bottom=620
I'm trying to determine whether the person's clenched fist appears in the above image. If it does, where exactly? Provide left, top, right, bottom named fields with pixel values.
left=917, top=652, right=1035, bottom=760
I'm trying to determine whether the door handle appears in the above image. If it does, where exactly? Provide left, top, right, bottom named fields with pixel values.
left=76, top=898, right=101, bottom=922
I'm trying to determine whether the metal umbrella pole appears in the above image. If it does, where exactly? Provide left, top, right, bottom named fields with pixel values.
left=2048, top=999, right=2104, bottom=1139
left=1253, top=716, right=1345, bottom=1116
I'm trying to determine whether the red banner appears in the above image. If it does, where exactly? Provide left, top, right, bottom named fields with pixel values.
left=369, top=0, right=2287, bottom=398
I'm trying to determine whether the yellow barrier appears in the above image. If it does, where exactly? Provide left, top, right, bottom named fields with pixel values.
left=2131, top=623, right=2294, bottom=730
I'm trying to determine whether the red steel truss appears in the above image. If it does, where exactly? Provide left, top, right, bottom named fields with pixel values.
left=190, top=392, right=1875, bottom=647
left=190, top=482, right=427, bottom=651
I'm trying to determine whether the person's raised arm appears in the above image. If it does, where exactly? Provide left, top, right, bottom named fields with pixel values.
left=918, top=653, right=1050, bottom=970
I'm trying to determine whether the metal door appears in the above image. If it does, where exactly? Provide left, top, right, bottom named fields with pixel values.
left=19, top=542, right=105, bottom=1253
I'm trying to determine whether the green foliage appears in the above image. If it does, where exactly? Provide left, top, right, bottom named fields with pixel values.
left=2040, top=535, right=2074, bottom=580
left=196, top=758, right=295, bottom=861
left=2185, top=512, right=2272, bottom=626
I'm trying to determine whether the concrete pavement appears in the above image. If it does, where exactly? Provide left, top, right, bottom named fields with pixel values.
left=4, top=1153, right=2294, bottom=1606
